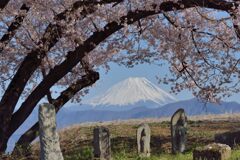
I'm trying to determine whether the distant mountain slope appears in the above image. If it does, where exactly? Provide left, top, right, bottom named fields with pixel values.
left=56, top=106, right=150, bottom=127
left=133, top=98, right=240, bottom=118
left=57, top=98, right=240, bottom=128
left=83, top=77, right=177, bottom=107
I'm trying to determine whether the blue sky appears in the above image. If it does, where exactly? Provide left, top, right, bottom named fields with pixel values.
left=81, top=62, right=240, bottom=104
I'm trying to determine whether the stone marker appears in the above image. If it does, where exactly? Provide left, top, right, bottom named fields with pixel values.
left=193, top=143, right=231, bottom=160
left=215, top=130, right=240, bottom=148
left=137, top=123, right=151, bottom=157
left=39, top=103, right=64, bottom=160
left=93, top=127, right=111, bottom=160
left=171, top=108, right=187, bottom=154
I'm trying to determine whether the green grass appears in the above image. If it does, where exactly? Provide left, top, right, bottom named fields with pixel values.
left=63, top=148, right=240, bottom=160
left=113, top=151, right=193, bottom=160
left=230, top=149, right=240, bottom=160
left=64, top=146, right=93, bottom=160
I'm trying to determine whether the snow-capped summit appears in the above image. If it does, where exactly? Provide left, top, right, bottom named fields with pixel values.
left=85, top=77, right=177, bottom=106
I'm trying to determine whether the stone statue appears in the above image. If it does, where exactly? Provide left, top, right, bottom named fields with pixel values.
left=137, top=123, right=151, bottom=157
left=93, top=126, right=111, bottom=160
left=39, top=103, right=64, bottom=160
left=171, top=108, right=187, bottom=154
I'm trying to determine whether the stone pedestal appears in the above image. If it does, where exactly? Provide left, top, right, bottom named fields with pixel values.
left=137, top=123, right=151, bottom=157
left=93, top=127, right=111, bottom=160
left=39, top=103, right=63, bottom=160
left=193, top=143, right=231, bottom=160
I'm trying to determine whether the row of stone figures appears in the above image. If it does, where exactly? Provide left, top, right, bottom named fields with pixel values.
left=92, top=108, right=187, bottom=159
left=93, top=125, right=151, bottom=160
left=38, top=103, right=187, bottom=160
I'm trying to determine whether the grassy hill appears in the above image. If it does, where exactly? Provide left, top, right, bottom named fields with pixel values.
left=12, top=114, right=240, bottom=159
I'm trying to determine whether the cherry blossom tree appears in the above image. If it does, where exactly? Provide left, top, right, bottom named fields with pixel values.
left=0, top=0, right=240, bottom=154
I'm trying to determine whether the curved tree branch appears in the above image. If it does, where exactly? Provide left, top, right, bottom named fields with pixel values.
left=12, top=70, right=99, bottom=155
left=0, top=3, right=31, bottom=53
left=230, top=11, right=240, bottom=40
left=40, top=66, right=53, bottom=103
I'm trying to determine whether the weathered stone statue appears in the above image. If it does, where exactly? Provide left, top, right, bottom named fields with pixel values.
left=137, top=123, right=151, bottom=157
left=171, top=108, right=187, bottom=154
left=93, top=127, right=111, bottom=160
left=39, top=103, right=64, bottom=160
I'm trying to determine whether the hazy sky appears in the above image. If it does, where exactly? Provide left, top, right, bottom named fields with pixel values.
left=81, top=62, right=240, bottom=104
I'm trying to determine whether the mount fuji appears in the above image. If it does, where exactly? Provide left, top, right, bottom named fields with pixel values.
left=58, top=77, right=240, bottom=127
left=78, top=77, right=177, bottom=111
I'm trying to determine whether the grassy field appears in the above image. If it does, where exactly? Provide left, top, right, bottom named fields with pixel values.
left=8, top=115, right=240, bottom=160
left=13, top=115, right=240, bottom=159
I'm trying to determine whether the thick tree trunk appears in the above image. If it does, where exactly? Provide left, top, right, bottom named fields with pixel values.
left=0, top=24, right=61, bottom=152
left=0, top=137, right=7, bottom=154
left=0, top=4, right=31, bottom=152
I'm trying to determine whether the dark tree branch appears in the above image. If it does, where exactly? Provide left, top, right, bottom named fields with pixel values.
left=12, top=70, right=99, bottom=154
left=40, top=66, right=53, bottom=103
left=0, top=0, right=10, bottom=9
left=230, top=12, right=240, bottom=40
left=0, top=23, right=62, bottom=152
left=0, top=3, right=31, bottom=53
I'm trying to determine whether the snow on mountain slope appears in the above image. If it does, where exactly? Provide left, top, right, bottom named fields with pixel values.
left=84, top=77, right=177, bottom=106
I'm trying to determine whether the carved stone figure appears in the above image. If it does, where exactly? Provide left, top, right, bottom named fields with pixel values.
left=137, top=123, right=151, bottom=157
left=93, top=127, right=111, bottom=160
left=171, top=108, right=187, bottom=154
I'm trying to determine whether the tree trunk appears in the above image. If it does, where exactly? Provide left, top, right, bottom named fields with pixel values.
left=0, top=132, right=8, bottom=153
